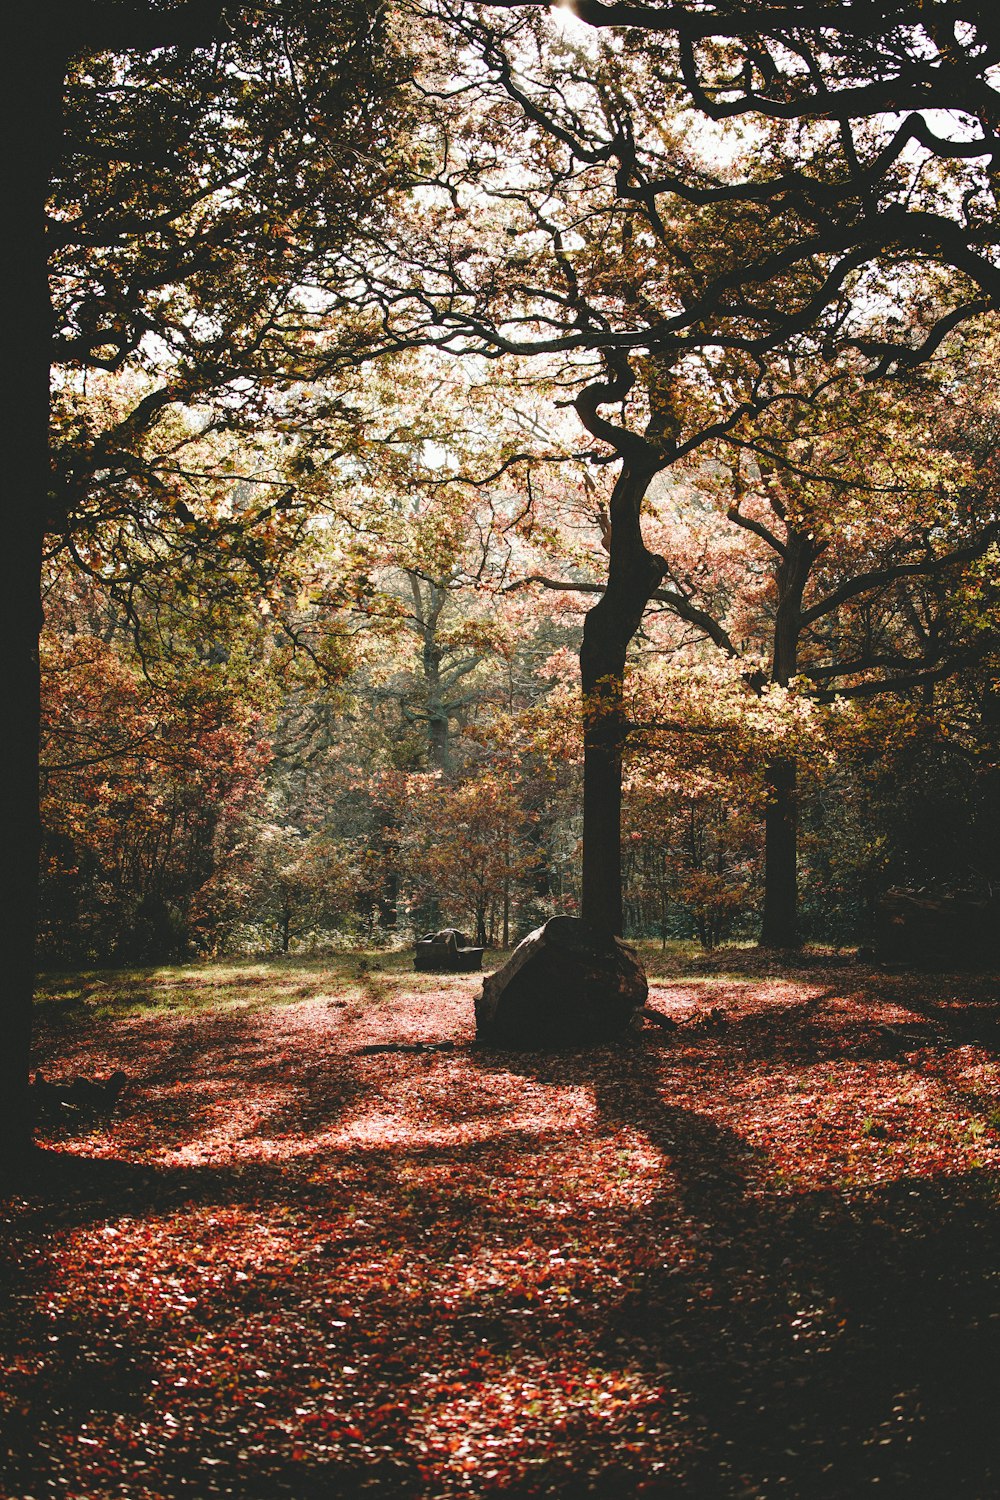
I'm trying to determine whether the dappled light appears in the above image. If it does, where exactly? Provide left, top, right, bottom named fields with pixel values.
left=4, top=954, right=999, bottom=1496
left=5, top=4, right=1000, bottom=1495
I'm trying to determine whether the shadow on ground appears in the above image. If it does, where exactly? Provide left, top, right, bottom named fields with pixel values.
left=3, top=964, right=1000, bottom=1498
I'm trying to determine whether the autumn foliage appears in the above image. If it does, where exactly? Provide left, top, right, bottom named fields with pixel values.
left=39, top=600, right=271, bottom=965
left=7, top=5, right=1000, bottom=1492
left=5, top=953, right=1000, bottom=1497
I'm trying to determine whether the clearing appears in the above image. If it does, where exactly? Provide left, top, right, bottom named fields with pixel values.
left=3, top=947, right=1000, bottom=1498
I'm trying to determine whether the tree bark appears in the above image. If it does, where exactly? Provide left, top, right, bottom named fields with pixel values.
left=759, top=529, right=815, bottom=949
left=580, top=636, right=627, bottom=936
left=1, top=21, right=62, bottom=1173
left=579, top=458, right=663, bottom=937
left=761, top=755, right=799, bottom=947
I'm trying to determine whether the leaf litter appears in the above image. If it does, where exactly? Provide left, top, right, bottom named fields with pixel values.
left=3, top=954, right=1000, bottom=1497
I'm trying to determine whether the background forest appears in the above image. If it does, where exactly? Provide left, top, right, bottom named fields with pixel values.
left=35, top=0, right=1000, bottom=970
left=40, top=342, right=1000, bottom=964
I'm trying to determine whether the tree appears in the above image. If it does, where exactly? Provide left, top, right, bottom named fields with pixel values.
left=258, top=387, right=585, bottom=947
left=654, top=354, right=997, bottom=943
left=402, top=769, right=530, bottom=944
left=623, top=742, right=760, bottom=949
left=368, top=0, right=1000, bottom=945
left=478, top=0, right=1000, bottom=379
left=3, top=0, right=411, bottom=1167
left=39, top=556, right=274, bottom=964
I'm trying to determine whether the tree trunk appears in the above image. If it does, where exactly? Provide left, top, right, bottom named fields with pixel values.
left=410, top=576, right=452, bottom=773
left=761, top=756, right=799, bottom=947
left=759, top=530, right=815, bottom=950
left=580, top=649, right=626, bottom=936
left=428, top=711, right=449, bottom=774
left=579, top=458, right=663, bottom=937
left=1, top=25, right=61, bottom=1174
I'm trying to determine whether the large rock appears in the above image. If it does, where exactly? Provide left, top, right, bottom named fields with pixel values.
left=414, top=928, right=484, bottom=972
left=475, top=915, right=647, bottom=1047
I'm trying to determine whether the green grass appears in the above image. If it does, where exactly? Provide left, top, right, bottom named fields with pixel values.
left=35, top=939, right=858, bottom=1021
left=35, top=947, right=505, bottom=1020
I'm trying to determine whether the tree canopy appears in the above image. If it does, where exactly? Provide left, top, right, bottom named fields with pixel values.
left=3, top=0, right=1000, bottom=1167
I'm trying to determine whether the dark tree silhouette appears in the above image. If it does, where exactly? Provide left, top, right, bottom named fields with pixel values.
left=2, top=0, right=409, bottom=1170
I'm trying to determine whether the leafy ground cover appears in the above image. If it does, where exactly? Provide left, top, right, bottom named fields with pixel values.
left=3, top=947, right=1000, bottom=1498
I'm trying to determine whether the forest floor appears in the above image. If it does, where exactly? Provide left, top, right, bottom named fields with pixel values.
left=3, top=945, right=1000, bottom=1498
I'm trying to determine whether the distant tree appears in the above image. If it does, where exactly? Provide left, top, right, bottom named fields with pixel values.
left=661, top=351, right=999, bottom=945
left=38, top=558, right=274, bottom=963
left=401, top=770, right=527, bottom=945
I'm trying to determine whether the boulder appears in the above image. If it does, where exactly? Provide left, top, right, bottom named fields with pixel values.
left=475, top=915, right=647, bottom=1047
left=414, top=928, right=484, bottom=972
